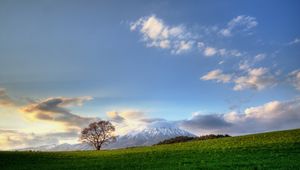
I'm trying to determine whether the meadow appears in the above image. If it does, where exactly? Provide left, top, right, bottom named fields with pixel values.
left=1, top=129, right=299, bottom=170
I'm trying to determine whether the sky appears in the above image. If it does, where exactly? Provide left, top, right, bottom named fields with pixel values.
left=0, top=0, right=300, bottom=150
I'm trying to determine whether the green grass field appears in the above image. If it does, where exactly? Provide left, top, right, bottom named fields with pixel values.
left=1, top=129, right=300, bottom=170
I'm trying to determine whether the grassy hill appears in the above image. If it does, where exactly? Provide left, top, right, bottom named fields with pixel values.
left=1, top=129, right=300, bottom=170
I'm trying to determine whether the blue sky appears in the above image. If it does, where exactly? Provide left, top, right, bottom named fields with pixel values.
left=0, top=0, right=300, bottom=149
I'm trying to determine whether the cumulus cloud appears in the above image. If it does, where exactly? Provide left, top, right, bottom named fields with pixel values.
left=220, top=15, right=258, bottom=37
left=0, top=88, right=16, bottom=107
left=288, top=69, right=300, bottom=91
left=203, top=47, right=217, bottom=57
left=130, top=15, right=195, bottom=54
left=201, top=67, right=276, bottom=91
left=21, top=97, right=97, bottom=129
left=180, top=98, right=300, bottom=135
left=201, top=69, right=232, bottom=83
left=233, top=67, right=276, bottom=91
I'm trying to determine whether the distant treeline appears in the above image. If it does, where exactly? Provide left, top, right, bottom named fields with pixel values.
left=155, top=134, right=231, bottom=145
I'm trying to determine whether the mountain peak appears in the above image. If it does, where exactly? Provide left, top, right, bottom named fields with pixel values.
left=105, top=127, right=195, bottom=149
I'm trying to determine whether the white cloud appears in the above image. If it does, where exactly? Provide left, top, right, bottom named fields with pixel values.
left=220, top=15, right=258, bottom=37
left=203, top=47, right=217, bottom=57
left=130, top=15, right=249, bottom=57
left=106, top=110, right=149, bottom=135
left=130, top=15, right=195, bottom=54
left=239, top=60, right=251, bottom=71
left=180, top=98, right=300, bottom=135
left=201, top=67, right=277, bottom=91
left=218, top=48, right=242, bottom=57
left=201, top=69, right=232, bottom=83
left=197, top=42, right=205, bottom=49
left=238, top=53, right=266, bottom=71
left=198, top=45, right=242, bottom=57
left=254, top=53, right=266, bottom=62
left=288, top=38, right=300, bottom=45
left=233, top=67, right=276, bottom=91
left=172, top=40, right=194, bottom=54
left=218, top=60, right=224, bottom=65
left=288, top=69, right=300, bottom=91
left=219, top=28, right=231, bottom=37
left=159, top=40, right=170, bottom=48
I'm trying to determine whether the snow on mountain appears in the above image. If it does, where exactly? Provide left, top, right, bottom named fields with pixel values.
left=105, top=127, right=196, bottom=149
left=18, top=127, right=196, bottom=151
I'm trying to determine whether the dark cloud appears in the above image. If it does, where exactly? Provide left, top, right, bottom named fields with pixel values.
left=180, top=114, right=232, bottom=130
left=107, top=111, right=125, bottom=123
left=0, top=88, right=16, bottom=107
left=140, top=118, right=165, bottom=123
left=21, top=97, right=98, bottom=128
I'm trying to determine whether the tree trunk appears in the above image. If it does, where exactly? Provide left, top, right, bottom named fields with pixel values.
left=96, top=145, right=101, bottom=150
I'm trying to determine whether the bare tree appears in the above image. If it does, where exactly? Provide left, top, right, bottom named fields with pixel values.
left=80, top=120, right=116, bottom=150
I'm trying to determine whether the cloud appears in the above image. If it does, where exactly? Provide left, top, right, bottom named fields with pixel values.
left=288, top=69, right=300, bottom=91
left=107, top=98, right=300, bottom=136
left=233, top=67, right=276, bottom=91
left=106, top=111, right=125, bottom=123
left=106, top=110, right=148, bottom=135
left=238, top=53, right=266, bottom=71
left=220, top=15, right=258, bottom=37
left=140, top=118, right=165, bottom=123
left=287, top=38, right=300, bottom=45
left=201, top=69, right=232, bottom=83
left=201, top=67, right=276, bottom=91
left=198, top=43, right=242, bottom=57
left=21, top=97, right=97, bottom=129
left=106, top=110, right=176, bottom=135
left=180, top=113, right=232, bottom=130
left=0, top=88, right=17, bottom=107
left=254, top=53, right=266, bottom=62
left=172, top=40, right=194, bottom=54
left=180, top=98, right=300, bottom=135
left=239, top=60, right=251, bottom=71
left=0, top=129, right=79, bottom=150
left=130, top=15, right=251, bottom=57
left=203, top=47, right=217, bottom=57
left=130, top=15, right=195, bottom=54
left=218, top=49, right=242, bottom=57
left=229, top=98, right=300, bottom=133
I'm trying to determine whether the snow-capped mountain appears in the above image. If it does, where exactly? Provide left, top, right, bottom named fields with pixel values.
left=19, top=127, right=196, bottom=151
left=106, top=127, right=196, bottom=149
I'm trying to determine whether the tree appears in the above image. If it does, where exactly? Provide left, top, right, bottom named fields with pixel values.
left=80, top=120, right=116, bottom=150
